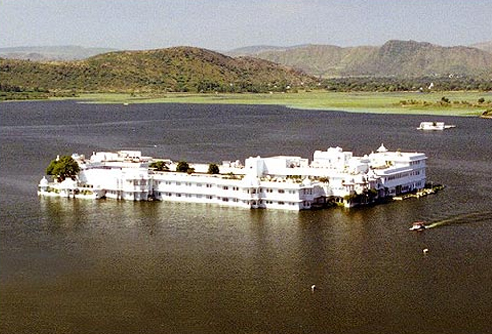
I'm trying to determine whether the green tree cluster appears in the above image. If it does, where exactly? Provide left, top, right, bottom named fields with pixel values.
left=46, top=155, right=80, bottom=182
left=207, top=163, right=220, bottom=174
left=176, top=161, right=195, bottom=174
left=149, top=160, right=169, bottom=171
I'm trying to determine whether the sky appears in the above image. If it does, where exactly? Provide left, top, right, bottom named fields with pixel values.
left=1, top=0, right=491, bottom=51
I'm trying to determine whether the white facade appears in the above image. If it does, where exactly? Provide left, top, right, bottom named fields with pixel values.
left=38, top=145, right=427, bottom=210
left=417, top=122, right=456, bottom=131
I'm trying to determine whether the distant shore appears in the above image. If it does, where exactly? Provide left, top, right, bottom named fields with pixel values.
left=4, top=91, right=492, bottom=117
left=74, top=91, right=492, bottom=117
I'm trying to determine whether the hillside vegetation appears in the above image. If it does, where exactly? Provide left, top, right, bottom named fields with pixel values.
left=235, top=40, right=492, bottom=78
left=2, top=42, right=492, bottom=102
left=0, top=47, right=315, bottom=98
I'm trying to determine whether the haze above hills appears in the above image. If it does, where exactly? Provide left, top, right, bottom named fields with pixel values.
left=0, top=46, right=116, bottom=61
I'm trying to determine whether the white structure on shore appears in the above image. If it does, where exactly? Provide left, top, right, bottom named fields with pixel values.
left=38, top=145, right=427, bottom=210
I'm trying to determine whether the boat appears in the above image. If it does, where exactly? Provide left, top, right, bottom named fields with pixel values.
left=417, top=122, right=456, bottom=131
left=409, top=221, right=426, bottom=231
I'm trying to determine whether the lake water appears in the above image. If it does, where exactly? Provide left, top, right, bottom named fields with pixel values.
left=1, top=101, right=492, bottom=334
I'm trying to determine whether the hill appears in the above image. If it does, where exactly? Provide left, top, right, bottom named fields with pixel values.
left=0, top=47, right=315, bottom=95
left=247, top=44, right=378, bottom=78
left=226, top=45, right=310, bottom=57
left=0, top=45, right=116, bottom=61
left=236, top=40, right=492, bottom=78
left=471, top=41, right=492, bottom=53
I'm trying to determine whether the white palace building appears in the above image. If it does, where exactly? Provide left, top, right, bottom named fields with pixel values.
left=38, top=144, right=427, bottom=210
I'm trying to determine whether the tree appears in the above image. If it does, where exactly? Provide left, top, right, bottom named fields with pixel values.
left=176, top=161, right=194, bottom=174
left=149, top=160, right=169, bottom=171
left=46, top=155, right=80, bottom=182
left=176, top=161, right=190, bottom=173
left=207, top=163, right=220, bottom=174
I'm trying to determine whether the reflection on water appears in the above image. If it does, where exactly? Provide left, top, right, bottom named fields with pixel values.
left=1, top=101, right=492, bottom=333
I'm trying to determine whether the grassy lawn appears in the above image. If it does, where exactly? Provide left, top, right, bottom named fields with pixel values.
left=76, top=91, right=492, bottom=117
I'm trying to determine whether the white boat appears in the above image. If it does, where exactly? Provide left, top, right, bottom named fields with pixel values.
left=417, top=122, right=456, bottom=131
left=409, top=221, right=427, bottom=231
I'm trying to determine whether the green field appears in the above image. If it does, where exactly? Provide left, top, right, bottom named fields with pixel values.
left=75, top=91, right=492, bottom=116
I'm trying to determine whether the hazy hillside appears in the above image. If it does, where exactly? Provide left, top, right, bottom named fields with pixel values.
left=0, top=46, right=116, bottom=61
left=0, top=46, right=315, bottom=93
left=471, top=41, right=492, bottom=53
left=226, top=45, right=310, bottom=57
left=239, top=40, right=492, bottom=78
left=251, top=44, right=378, bottom=77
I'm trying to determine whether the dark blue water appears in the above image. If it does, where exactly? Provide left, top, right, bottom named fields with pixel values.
left=1, top=101, right=492, bottom=334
